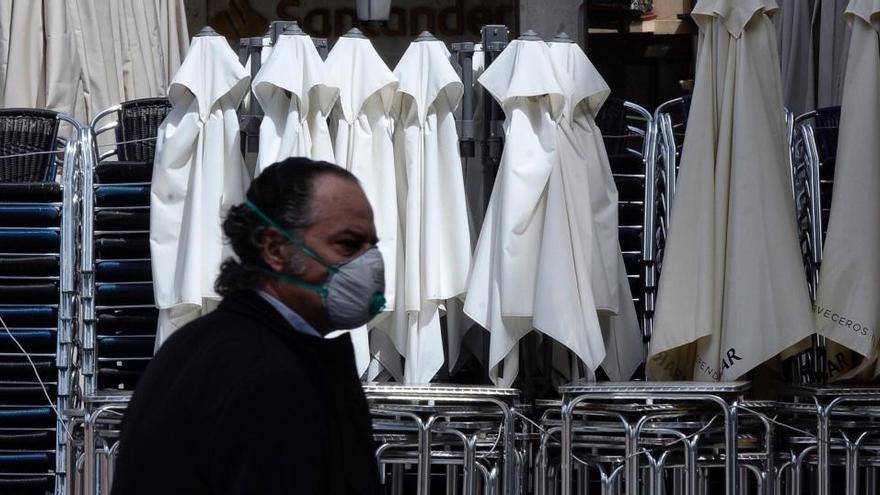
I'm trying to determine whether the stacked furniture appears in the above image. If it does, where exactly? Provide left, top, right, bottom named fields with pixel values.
left=366, top=384, right=521, bottom=495
left=595, top=97, right=654, bottom=346
left=0, top=109, right=81, bottom=495
left=82, top=99, right=170, bottom=396
left=647, top=97, right=690, bottom=343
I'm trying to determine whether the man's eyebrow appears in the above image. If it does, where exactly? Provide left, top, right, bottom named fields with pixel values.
left=333, top=229, right=378, bottom=244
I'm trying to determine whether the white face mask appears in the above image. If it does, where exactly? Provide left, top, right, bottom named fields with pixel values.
left=246, top=200, right=386, bottom=330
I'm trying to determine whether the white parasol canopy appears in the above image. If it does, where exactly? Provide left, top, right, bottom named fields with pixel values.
left=775, top=0, right=817, bottom=116
left=817, top=0, right=853, bottom=108
left=67, top=0, right=189, bottom=117
left=548, top=39, right=645, bottom=381
left=150, top=31, right=251, bottom=347
left=815, top=0, right=880, bottom=378
left=648, top=0, right=815, bottom=381
left=325, top=30, right=400, bottom=376
left=465, top=36, right=606, bottom=387
left=252, top=30, right=338, bottom=174
left=376, top=34, right=471, bottom=384
left=0, top=0, right=82, bottom=118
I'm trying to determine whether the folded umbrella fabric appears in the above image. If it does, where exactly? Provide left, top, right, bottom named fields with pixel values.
left=648, top=0, right=815, bottom=381
left=815, top=0, right=880, bottom=379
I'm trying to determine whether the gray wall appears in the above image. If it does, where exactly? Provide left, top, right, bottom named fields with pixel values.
left=184, top=0, right=524, bottom=63
left=519, top=0, right=584, bottom=45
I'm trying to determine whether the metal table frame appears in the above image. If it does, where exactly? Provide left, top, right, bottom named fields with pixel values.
left=364, top=384, right=520, bottom=495
left=80, top=391, right=131, bottom=495
left=559, top=381, right=749, bottom=495
left=782, top=385, right=880, bottom=495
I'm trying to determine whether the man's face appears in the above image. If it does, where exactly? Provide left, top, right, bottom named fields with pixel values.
left=260, top=174, right=377, bottom=333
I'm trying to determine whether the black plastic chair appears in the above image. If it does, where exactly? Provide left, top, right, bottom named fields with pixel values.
left=96, top=308, right=159, bottom=334
left=0, top=407, right=54, bottom=428
left=94, top=184, right=151, bottom=207
left=114, top=98, right=172, bottom=163
left=95, top=161, right=154, bottom=184
left=98, top=365, right=147, bottom=391
left=812, top=106, right=840, bottom=166
left=95, top=260, right=152, bottom=283
left=0, top=431, right=54, bottom=450
left=0, top=385, right=58, bottom=406
left=0, top=283, right=58, bottom=305
left=96, top=282, right=156, bottom=306
left=0, top=475, right=53, bottom=494
left=0, top=307, right=57, bottom=328
left=95, top=209, right=150, bottom=231
left=94, top=234, right=151, bottom=259
left=0, top=330, right=57, bottom=354
left=97, top=335, right=156, bottom=358
left=0, top=256, right=59, bottom=277
left=0, top=182, right=63, bottom=202
left=0, top=205, right=61, bottom=227
left=0, top=359, right=56, bottom=381
left=0, top=229, right=60, bottom=253
left=0, top=109, right=61, bottom=183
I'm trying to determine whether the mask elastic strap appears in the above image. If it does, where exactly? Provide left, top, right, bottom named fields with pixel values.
left=245, top=199, right=338, bottom=273
left=255, top=266, right=329, bottom=298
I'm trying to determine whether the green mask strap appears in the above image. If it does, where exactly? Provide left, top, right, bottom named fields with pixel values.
left=255, top=266, right=329, bottom=298
left=245, top=199, right=338, bottom=274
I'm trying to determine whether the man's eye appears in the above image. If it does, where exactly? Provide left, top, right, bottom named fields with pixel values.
left=337, top=240, right=360, bottom=252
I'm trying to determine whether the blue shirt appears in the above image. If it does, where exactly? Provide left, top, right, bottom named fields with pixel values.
left=257, top=290, right=322, bottom=338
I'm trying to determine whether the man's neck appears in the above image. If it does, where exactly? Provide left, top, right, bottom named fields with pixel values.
left=258, top=282, right=329, bottom=335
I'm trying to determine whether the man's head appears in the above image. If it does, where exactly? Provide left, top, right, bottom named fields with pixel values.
left=216, top=158, right=379, bottom=334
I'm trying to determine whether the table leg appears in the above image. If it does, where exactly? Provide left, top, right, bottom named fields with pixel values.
left=561, top=403, right=573, bottom=495
left=816, top=407, right=830, bottom=495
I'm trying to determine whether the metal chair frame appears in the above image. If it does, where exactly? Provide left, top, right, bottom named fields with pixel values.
left=0, top=111, right=82, bottom=495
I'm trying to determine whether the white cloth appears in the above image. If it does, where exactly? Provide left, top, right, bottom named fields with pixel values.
left=0, top=0, right=83, bottom=119
left=547, top=41, right=644, bottom=381
left=67, top=0, right=188, bottom=120
left=0, top=0, right=185, bottom=122
left=547, top=41, right=616, bottom=315
left=325, top=35, right=400, bottom=377
left=252, top=33, right=337, bottom=174
left=648, top=0, right=815, bottom=381
left=376, top=39, right=471, bottom=385
left=775, top=0, right=817, bottom=116
left=815, top=0, right=880, bottom=377
left=150, top=35, right=251, bottom=347
left=465, top=39, right=606, bottom=387
left=817, top=0, right=853, bottom=108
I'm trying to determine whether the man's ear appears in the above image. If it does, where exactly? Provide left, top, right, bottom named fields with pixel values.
left=260, top=229, right=291, bottom=272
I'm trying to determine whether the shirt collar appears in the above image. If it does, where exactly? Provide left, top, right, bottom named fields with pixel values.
left=256, top=290, right=323, bottom=338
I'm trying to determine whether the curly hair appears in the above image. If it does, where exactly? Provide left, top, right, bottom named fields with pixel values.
left=215, top=157, right=359, bottom=297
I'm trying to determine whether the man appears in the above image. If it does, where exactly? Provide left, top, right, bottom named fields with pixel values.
left=112, top=158, right=384, bottom=494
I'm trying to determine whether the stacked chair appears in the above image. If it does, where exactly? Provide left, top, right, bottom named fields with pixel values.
left=775, top=108, right=880, bottom=495
left=83, top=98, right=170, bottom=396
left=0, top=109, right=81, bottom=495
left=595, top=97, right=654, bottom=343
left=648, top=96, right=690, bottom=295
left=71, top=98, right=170, bottom=495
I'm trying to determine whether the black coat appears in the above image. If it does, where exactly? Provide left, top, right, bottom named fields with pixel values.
left=111, top=290, right=381, bottom=495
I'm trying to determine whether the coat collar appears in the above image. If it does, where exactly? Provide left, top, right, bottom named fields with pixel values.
left=218, top=290, right=351, bottom=351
